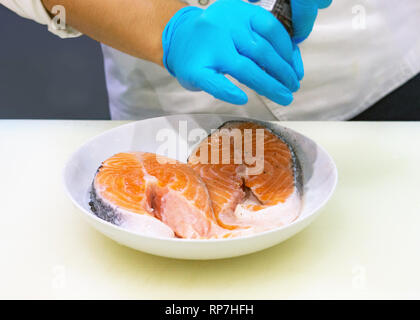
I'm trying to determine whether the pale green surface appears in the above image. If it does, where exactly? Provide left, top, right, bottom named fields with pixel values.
left=0, top=120, right=419, bottom=299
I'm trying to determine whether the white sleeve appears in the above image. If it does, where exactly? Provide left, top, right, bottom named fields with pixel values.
left=0, top=0, right=82, bottom=38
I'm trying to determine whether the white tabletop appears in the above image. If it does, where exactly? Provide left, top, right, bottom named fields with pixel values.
left=1, top=120, right=419, bottom=299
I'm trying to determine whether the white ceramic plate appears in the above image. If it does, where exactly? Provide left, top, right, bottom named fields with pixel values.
left=63, top=114, right=338, bottom=260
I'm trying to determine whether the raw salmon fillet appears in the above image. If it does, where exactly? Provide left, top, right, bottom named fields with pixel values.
left=89, top=152, right=222, bottom=239
left=188, top=121, right=301, bottom=236
left=89, top=121, right=301, bottom=239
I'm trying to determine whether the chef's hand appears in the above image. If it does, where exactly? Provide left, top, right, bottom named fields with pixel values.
left=291, top=0, right=333, bottom=43
left=162, top=0, right=303, bottom=106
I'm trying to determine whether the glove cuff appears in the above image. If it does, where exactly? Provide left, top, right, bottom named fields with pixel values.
left=162, top=6, right=203, bottom=76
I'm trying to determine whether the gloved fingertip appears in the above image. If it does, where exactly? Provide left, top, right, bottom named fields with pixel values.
left=229, top=90, right=248, bottom=105
left=292, top=45, right=304, bottom=81
left=292, top=36, right=307, bottom=45
left=269, top=89, right=293, bottom=106
left=291, top=79, right=300, bottom=93
left=317, top=0, right=333, bottom=9
left=284, top=94, right=294, bottom=106
left=276, top=93, right=294, bottom=106
left=292, top=27, right=312, bottom=44
left=215, top=85, right=248, bottom=105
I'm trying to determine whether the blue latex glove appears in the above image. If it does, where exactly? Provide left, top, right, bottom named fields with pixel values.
left=291, top=0, right=333, bottom=43
left=162, top=0, right=304, bottom=106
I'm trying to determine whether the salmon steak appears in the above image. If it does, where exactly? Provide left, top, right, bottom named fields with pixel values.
left=89, top=121, right=302, bottom=239
left=89, top=152, right=224, bottom=239
left=188, top=121, right=301, bottom=237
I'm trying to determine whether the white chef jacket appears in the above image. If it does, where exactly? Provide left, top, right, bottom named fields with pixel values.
left=1, top=0, right=419, bottom=120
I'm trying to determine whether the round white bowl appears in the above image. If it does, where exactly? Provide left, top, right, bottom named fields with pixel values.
left=63, top=114, right=337, bottom=260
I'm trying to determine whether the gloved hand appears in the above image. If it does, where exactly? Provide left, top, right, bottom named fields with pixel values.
left=291, top=0, right=333, bottom=43
left=162, top=0, right=304, bottom=106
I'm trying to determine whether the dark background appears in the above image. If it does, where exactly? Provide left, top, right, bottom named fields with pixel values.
left=0, top=5, right=110, bottom=120
left=0, top=5, right=418, bottom=120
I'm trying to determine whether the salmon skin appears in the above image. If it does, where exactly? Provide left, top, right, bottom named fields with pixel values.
left=188, top=121, right=302, bottom=236
left=89, top=152, right=223, bottom=239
